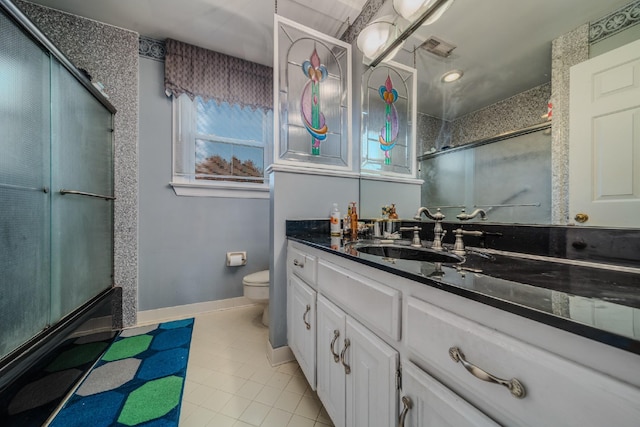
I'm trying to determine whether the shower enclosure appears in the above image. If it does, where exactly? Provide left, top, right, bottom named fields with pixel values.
left=0, top=0, right=116, bottom=376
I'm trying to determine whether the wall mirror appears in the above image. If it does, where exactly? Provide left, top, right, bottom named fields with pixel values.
left=357, top=0, right=638, bottom=226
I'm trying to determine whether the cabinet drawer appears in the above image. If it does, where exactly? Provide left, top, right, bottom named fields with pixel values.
left=406, top=297, right=640, bottom=426
left=400, top=361, right=499, bottom=427
left=318, top=260, right=401, bottom=341
left=288, top=245, right=317, bottom=286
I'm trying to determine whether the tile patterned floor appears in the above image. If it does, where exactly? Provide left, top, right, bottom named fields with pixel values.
left=179, top=305, right=333, bottom=427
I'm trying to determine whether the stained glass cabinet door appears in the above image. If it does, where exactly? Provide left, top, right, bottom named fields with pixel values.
left=361, top=61, right=417, bottom=178
left=273, top=15, right=352, bottom=171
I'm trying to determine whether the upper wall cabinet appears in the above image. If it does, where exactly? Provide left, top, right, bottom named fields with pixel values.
left=273, top=15, right=352, bottom=172
left=361, top=61, right=417, bottom=178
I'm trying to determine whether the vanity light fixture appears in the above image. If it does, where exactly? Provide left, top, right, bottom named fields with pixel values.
left=356, top=19, right=397, bottom=59
left=441, top=69, right=463, bottom=83
left=393, top=0, right=455, bottom=25
left=366, top=0, right=455, bottom=67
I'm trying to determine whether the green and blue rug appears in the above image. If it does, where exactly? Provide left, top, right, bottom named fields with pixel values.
left=49, top=318, right=193, bottom=427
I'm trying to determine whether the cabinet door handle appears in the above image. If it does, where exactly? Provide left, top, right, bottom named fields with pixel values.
left=340, top=338, right=351, bottom=374
left=293, top=258, right=304, bottom=268
left=397, top=396, right=413, bottom=427
left=449, top=347, right=526, bottom=399
left=330, top=329, right=340, bottom=362
left=303, top=304, right=311, bottom=330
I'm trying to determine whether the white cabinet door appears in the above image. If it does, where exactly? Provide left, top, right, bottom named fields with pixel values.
left=570, top=38, right=640, bottom=227
left=288, top=274, right=316, bottom=389
left=316, top=295, right=347, bottom=427
left=345, top=317, right=398, bottom=427
left=399, top=362, right=499, bottom=427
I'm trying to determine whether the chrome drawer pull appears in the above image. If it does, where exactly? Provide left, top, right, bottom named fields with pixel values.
left=340, top=338, right=351, bottom=374
left=293, top=258, right=304, bottom=268
left=330, top=329, right=340, bottom=362
left=397, top=396, right=412, bottom=427
left=303, top=304, right=311, bottom=330
left=449, top=346, right=526, bottom=399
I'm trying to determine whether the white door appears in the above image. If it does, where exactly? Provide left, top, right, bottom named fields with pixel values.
left=288, top=274, right=316, bottom=389
left=399, top=362, right=499, bottom=427
left=569, top=38, right=640, bottom=227
left=316, top=295, right=347, bottom=427
left=345, top=317, right=398, bottom=427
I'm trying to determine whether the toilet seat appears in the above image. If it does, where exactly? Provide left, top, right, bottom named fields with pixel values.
left=242, top=270, right=270, bottom=326
left=242, top=270, right=269, bottom=286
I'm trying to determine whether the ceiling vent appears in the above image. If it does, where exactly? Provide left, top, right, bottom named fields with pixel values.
left=419, top=36, right=456, bottom=58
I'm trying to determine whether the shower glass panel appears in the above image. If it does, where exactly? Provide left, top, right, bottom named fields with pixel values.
left=0, top=12, right=51, bottom=360
left=50, top=59, right=114, bottom=322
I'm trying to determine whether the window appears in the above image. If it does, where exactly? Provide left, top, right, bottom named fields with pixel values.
left=171, top=94, right=273, bottom=198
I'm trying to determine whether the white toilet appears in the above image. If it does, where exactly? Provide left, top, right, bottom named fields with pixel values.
left=243, top=270, right=270, bottom=326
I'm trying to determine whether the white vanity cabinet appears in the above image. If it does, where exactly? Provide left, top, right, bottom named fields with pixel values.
left=286, top=240, right=640, bottom=427
left=398, top=362, right=499, bottom=427
left=316, top=294, right=399, bottom=427
left=406, top=296, right=640, bottom=427
left=287, top=246, right=317, bottom=389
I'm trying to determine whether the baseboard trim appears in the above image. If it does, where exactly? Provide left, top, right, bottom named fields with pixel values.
left=136, top=297, right=256, bottom=326
left=266, top=340, right=295, bottom=367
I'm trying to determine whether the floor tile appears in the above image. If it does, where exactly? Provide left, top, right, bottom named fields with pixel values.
left=261, top=407, right=293, bottom=427
left=200, top=389, right=234, bottom=412
left=238, top=401, right=271, bottom=425
left=273, top=390, right=303, bottom=413
left=181, top=306, right=334, bottom=427
left=284, top=374, right=309, bottom=395
left=287, top=414, right=316, bottom=427
left=206, top=413, right=236, bottom=427
left=181, top=406, right=217, bottom=426
left=235, top=380, right=264, bottom=400
left=253, top=385, right=282, bottom=407
left=266, top=372, right=293, bottom=390
left=219, top=395, right=252, bottom=419
left=295, top=395, right=322, bottom=420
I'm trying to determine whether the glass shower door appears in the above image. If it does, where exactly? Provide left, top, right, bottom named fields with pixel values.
left=0, top=12, right=51, bottom=359
left=49, top=59, right=114, bottom=323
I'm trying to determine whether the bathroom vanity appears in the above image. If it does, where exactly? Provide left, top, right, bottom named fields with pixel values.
left=285, top=224, right=640, bottom=427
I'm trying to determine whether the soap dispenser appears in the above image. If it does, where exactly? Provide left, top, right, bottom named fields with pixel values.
left=330, top=203, right=341, bottom=236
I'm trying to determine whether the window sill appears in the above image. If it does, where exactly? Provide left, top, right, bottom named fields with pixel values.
left=169, top=181, right=270, bottom=199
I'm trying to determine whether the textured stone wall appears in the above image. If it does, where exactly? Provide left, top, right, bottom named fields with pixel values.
left=550, top=25, right=589, bottom=225
left=17, top=0, right=139, bottom=327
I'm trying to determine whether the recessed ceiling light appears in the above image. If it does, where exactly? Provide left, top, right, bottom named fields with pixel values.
left=441, top=69, right=463, bottom=83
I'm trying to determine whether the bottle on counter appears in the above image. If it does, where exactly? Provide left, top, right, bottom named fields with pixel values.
left=330, top=203, right=341, bottom=236
left=388, top=204, right=398, bottom=219
left=350, top=202, right=358, bottom=240
left=343, top=204, right=352, bottom=235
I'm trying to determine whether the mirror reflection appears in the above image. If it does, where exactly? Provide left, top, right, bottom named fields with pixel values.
left=357, top=0, right=638, bottom=227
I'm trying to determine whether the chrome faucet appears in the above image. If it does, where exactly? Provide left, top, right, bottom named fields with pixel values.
left=413, top=207, right=446, bottom=251
left=456, top=208, right=487, bottom=221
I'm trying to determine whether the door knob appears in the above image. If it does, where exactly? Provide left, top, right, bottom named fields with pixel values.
left=574, top=213, right=589, bottom=223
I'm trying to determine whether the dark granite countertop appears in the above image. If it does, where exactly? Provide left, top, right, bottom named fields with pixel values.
left=287, top=232, right=640, bottom=355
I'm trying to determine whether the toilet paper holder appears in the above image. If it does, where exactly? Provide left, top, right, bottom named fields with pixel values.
left=226, top=251, right=247, bottom=266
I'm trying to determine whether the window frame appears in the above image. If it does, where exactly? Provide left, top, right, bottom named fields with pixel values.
left=170, top=94, right=270, bottom=198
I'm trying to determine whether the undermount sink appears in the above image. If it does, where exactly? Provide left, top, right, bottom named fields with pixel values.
left=349, top=242, right=463, bottom=264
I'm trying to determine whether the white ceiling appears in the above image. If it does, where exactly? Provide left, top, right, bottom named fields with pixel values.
left=25, top=0, right=633, bottom=119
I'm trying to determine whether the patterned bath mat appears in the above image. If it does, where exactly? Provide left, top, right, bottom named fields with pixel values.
left=49, top=318, right=194, bottom=427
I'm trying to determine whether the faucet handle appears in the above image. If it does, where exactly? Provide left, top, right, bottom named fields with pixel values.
left=456, top=208, right=468, bottom=221
left=400, top=226, right=422, bottom=247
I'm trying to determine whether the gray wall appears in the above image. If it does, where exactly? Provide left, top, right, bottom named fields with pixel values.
left=138, top=57, right=270, bottom=311
left=269, top=170, right=359, bottom=348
